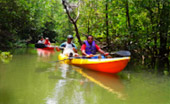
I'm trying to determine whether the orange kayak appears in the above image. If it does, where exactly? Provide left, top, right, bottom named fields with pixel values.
left=58, top=54, right=130, bottom=73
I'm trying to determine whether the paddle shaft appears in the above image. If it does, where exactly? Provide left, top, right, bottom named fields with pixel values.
left=49, top=57, right=76, bottom=63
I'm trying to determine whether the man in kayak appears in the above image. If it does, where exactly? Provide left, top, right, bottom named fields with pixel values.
left=37, top=36, right=45, bottom=44
left=81, top=35, right=109, bottom=58
left=60, top=35, right=79, bottom=57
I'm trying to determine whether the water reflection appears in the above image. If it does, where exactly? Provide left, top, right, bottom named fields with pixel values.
left=46, top=63, right=85, bottom=104
left=1, top=48, right=169, bottom=104
left=45, top=62, right=126, bottom=104
left=37, top=49, right=55, bottom=57
left=74, top=68, right=126, bottom=100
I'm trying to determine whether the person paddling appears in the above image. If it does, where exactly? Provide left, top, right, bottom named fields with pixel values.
left=37, top=36, right=45, bottom=44
left=44, top=37, right=51, bottom=46
left=60, top=35, right=79, bottom=57
left=81, top=35, right=109, bottom=58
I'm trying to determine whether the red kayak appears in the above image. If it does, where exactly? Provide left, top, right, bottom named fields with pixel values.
left=35, top=43, right=60, bottom=51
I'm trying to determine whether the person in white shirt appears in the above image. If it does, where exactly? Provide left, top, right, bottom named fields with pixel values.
left=38, top=36, right=45, bottom=44
left=60, top=35, right=79, bottom=57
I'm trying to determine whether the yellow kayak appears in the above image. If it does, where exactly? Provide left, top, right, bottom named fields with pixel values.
left=58, top=54, right=130, bottom=73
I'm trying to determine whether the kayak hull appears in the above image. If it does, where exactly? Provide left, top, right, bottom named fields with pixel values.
left=35, top=43, right=59, bottom=51
left=41, top=47, right=58, bottom=50
left=58, top=54, right=130, bottom=73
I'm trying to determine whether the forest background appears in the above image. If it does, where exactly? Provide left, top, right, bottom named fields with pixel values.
left=0, top=0, right=170, bottom=73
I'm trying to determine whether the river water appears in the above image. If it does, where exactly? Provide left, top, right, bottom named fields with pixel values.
left=0, top=48, right=170, bottom=104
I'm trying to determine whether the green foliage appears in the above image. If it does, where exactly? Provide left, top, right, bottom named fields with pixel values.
left=0, top=0, right=72, bottom=48
left=27, top=44, right=35, bottom=48
left=0, top=51, right=13, bottom=63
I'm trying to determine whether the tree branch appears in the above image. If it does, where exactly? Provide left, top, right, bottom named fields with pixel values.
left=62, top=0, right=75, bottom=23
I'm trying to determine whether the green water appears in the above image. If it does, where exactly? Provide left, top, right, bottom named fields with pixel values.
left=0, top=48, right=170, bottom=104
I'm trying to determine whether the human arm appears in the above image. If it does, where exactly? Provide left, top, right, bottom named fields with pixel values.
left=72, top=43, right=78, bottom=53
left=96, top=45, right=109, bottom=56
left=81, top=44, right=87, bottom=56
left=60, top=43, right=66, bottom=48
left=58, top=43, right=66, bottom=51
left=81, top=44, right=93, bottom=57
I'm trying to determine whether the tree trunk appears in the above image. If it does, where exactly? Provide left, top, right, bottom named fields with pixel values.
left=62, top=0, right=82, bottom=45
left=125, top=0, right=132, bottom=49
left=158, top=2, right=170, bottom=72
left=88, top=19, right=90, bottom=34
left=159, top=2, right=169, bottom=58
left=125, top=0, right=131, bottom=29
left=105, top=0, right=110, bottom=49
left=73, top=22, right=82, bottom=45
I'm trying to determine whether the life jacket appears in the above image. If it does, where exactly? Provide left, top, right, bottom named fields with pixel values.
left=84, top=40, right=96, bottom=55
left=63, top=42, right=75, bottom=55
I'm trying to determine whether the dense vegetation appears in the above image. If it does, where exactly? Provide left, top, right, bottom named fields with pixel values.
left=0, top=0, right=170, bottom=72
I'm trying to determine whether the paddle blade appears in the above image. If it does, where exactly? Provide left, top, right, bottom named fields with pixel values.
left=111, top=51, right=131, bottom=57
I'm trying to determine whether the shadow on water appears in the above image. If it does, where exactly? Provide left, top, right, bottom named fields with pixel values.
left=127, top=53, right=170, bottom=76
left=156, top=57, right=169, bottom=74
left=148, top=56, right=170, bottom=75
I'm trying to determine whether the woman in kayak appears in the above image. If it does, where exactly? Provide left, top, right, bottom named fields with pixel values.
left=81, top=35, right=109, bottom=58
left=60, top=35, right=79, bottom=57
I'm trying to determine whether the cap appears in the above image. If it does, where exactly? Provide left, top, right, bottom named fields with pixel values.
left=67, top=35, right=73, bottom=39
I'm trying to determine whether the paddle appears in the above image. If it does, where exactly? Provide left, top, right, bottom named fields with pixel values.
left=109, top=50, right=131, bottom=57
left=49, top=57, right=75, bottom=63
left=50, top=51, right=131, bottom=63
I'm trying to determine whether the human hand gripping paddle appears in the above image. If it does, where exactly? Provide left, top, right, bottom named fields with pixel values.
left=86, top=54, right=94, bottom=58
